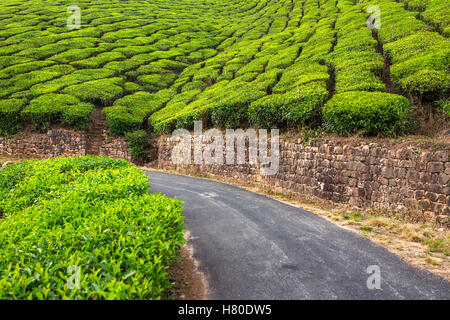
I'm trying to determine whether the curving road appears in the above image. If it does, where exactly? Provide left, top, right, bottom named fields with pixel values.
left=146, top=170, right=450, bottom=300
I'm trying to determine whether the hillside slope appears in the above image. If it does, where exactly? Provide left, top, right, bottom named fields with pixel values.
left=0, top=0, right=448, bottom=138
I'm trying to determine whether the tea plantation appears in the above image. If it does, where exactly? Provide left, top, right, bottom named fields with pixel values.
left=0, top=156, right=185, bottom=299
left=0, top=0, right=448, bottom=138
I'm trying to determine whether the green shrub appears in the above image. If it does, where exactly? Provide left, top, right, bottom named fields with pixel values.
left=389, top=50, right=449, bottom=85
left=0, top=61, right=55, bottom=79
left=335, top=68, right=386, bottom=93
left=0, top=98, right=26, bottom=136
left=137, top=73, right=177, bottom=92
left=248, top=82, right=327, bottom=129
left=211, top=90, right=266, bottom=128
left=0, top=156, right=185, bottom=299
left=0, top=56, right=32, bottom=69
left=21, top=94, right=81, bottom=131
left=124, top=82, right=142, bottom=94
left=114, top=91, right=156, bottom=118
left=29, top=68, right=117, bottom=97
left=434, top=99, right=449, bottom=116
left=63, top=78, right=124, bottom=105
left=283, top=83, right=328, bottom=126
left=383, top=32, right=448, bottom=64
left=248, top=94, right=297, bottom=128
left=136, top=59, right=187, bottom=75
left=61, top=103, right=95, bottom=130
left=50, top=47, right=106, bottom=64
left=176, top=107, right=209, bottom=130
left=323, top=91, right=413, bottom=136
left=401, top=69, right=449, bottom=97
left=125, top=130, right=149, bottom=162
left=182, top=80, right=207, bottom=92
left=17, top=37, right=100, bottom=60
left=421, top=1, right=449, bottom=32
left=273, top=66, right=329, bottom=94
left=103, top=106, right=142, bottom=135
left=0, top=70, right=61, bottom=96
left=0, top=0, right=447, bottom=139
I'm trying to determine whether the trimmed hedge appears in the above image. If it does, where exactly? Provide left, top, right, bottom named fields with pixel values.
left=113, top=91, right=158, bottom=118
left=322, top=91, right=413, bottom=137
left=0, top=156, right=185, bottom=299
left=61, top=103, right=95, bottom=130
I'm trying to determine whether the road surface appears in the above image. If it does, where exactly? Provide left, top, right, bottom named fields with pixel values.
left=146, top=170, right=450, bottom=300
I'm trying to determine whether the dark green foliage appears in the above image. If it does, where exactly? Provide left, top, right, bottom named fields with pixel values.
left=248, top=83, right=327, bottom=129
left=125, top=130, right=149, bottom=162
left=434, top=99, right=449, bottom=116
left=283, top=84, right=328, bottom=127
left=0, top=98, right=26, bottom=136
left=114, top=91, right=157, bottom=118
left=248, top=94, right=297, bottom=128
left=322, top=92, right=413, bottom=136
left=61, top=103, right=95, bottom=130
left=379, top=21, right=449, bottom=100
left=137, top=73, right=177, bottom=92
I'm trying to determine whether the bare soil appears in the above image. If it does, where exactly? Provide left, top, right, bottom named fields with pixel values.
left=168, top=233, right=208, bottom=300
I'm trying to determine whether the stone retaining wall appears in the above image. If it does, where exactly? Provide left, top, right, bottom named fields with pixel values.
left=0, top=128, right=131, bottom=161
left=157, top=135, right=449, bottom=221
left=98, top=129, right=132, bottom=160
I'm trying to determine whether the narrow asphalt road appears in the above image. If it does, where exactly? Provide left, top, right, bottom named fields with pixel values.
left=146, top=171, right=450, bottom=300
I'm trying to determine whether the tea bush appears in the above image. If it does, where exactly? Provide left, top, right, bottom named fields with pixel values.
left=62, top=78, right=124, bottom=105
left=0, top=156, right=185, bottom=299
left=401, top=69, right=450, bottom=97
left=102, top=106, right=142, bottom=135
left=323, top=92, right=413, bottom=136
left=21, top=94, right=94, bottom=131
